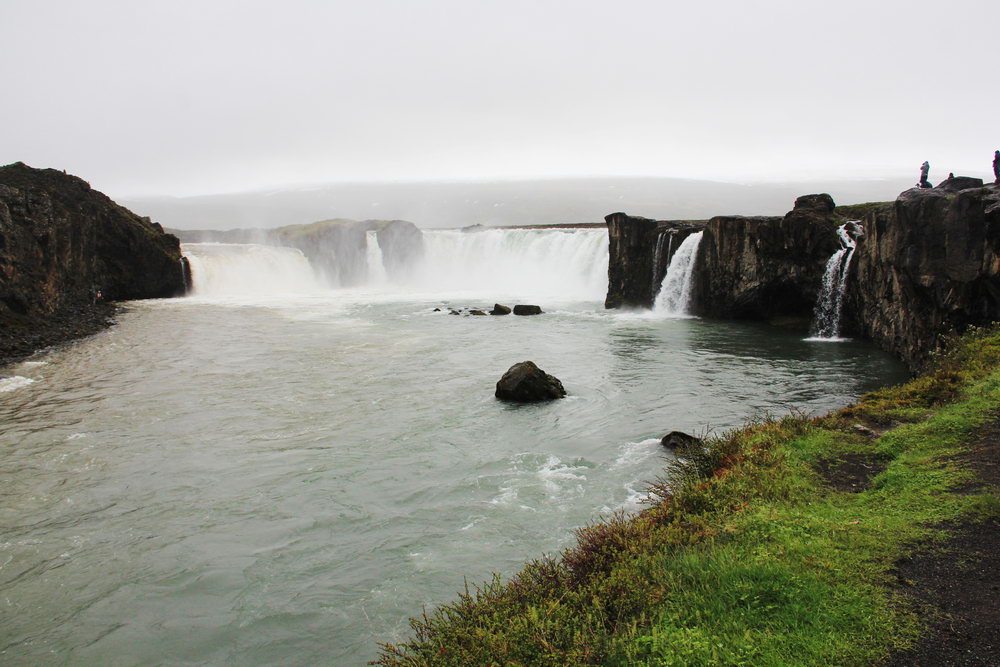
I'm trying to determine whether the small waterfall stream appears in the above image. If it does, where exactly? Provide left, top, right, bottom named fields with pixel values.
left=365, top=230, right=389, bottom=285
left=653, top=231, right=703, bottom=316
left=808, top=223, right=860, bottom=340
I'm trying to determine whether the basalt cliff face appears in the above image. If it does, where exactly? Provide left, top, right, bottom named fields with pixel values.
left=604, top=213, right=705, bottom=309
left=0, top=162, right=187, bottom=361
left=847, top=179, right=1000, bottom=368
left=691, top=194, right=842, bottom=322
left=605, top=184, right=1000, bottom=370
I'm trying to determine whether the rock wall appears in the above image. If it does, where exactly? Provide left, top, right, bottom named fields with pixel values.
left=604, top=184, right=1000, bottom=370
left=0, top=162, right=186, bottom=358
left=847, top=179, right=1000, bottom=368
left=691, top=194, right=841, bottom=321
left=604, top=213, right=704, bottom=309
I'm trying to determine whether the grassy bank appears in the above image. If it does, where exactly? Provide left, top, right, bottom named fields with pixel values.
left=376, top=326, right=1000, bottom=666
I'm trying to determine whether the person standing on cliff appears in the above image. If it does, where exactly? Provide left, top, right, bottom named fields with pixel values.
left=918, top=161, right=932, bottom=188
left=993, top=150, right=999, bottom=184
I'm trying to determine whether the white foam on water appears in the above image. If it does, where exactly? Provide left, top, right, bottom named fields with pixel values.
left=0, top=376, right=35, bottom=393
left=611, top=438, right=662, bottom=468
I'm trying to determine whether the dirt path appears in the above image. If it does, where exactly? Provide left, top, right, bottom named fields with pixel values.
left=883, top=412, right=1000, bottom=666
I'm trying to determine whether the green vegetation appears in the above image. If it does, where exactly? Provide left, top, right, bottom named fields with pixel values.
left=376, top=326, right=1000, bottom=666
left=833, top=201, right=892, bottom=223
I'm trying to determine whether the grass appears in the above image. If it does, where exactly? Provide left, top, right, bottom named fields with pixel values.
left=375, top=325, right=1000, bottom=666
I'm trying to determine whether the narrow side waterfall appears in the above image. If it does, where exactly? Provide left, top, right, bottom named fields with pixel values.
left=415, top=229, right=609, bottom=301
left=650, top=231, right=669, bottom=297
left=365, top=230, right=389, bottom=285
left=182, top=243, right=328, bottom=298
left=808, top=223, right=860, bottom=340
left=653, top=231, right=703, bottom=316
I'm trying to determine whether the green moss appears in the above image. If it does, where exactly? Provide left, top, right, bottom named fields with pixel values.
left=375, top=326, right=1000, bottom=666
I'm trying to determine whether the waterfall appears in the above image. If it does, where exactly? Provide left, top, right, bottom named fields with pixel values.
left=365, top=231, right=389, bottom=285
left=652, top=231, right=703, bottom=316
left=650, top=231, right=672, bottom=298
left=808, top=223, right=860, bottom=340
left=182, top=243, right=327, bottom=298
left=414, top=228, right=609, bottom=301
left=180, top=229, right=609, bottom=303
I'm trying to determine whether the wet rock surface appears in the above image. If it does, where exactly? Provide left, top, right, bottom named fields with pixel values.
left=512, top=305, right=543, bottom=316
left=495, top=361, right=566, bottom=402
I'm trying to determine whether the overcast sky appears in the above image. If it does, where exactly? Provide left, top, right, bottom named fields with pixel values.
left=3, top=0, right=998, bottom=198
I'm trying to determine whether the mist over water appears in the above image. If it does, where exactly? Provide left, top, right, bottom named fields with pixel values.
left=0, top=230, right=908, bottom=665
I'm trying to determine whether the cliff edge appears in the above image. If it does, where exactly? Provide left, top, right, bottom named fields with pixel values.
left=0, top=162, right=187, bottom=363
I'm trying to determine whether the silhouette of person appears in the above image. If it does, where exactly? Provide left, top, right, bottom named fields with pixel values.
left=993, top=150, right=999, bottom=184
left=918, top=161, right=932, bottom=188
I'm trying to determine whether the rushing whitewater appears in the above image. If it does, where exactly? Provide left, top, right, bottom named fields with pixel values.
left=808, top=223, right=860, bottom=340
left=365, top=230, right=389, bottom=285
left=183, top=243, right=328, bottom=298
left=653, top=231, right=703, bottom=316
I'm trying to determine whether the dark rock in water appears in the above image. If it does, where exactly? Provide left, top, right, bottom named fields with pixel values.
left=433, top=307, right=442, bottom=312
left=449, top=309, right=461, bottom=315
left=0, top=162, right=187, bottom=364
left=513, top=304, right=543, bottom=315
left=935, top=176, right=984, bottom=193
left=491, top=303, right=512, bottom=315
left=469, top=309, right=487, bottom=316
left=495, top=361, right=566, bottom=402
left=661, top=431, right=702, bottom=450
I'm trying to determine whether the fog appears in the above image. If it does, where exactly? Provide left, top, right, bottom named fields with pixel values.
left=2, top=0, right=998, bottom=200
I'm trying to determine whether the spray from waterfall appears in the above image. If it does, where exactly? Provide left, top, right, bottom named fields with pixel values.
left=808, top=223, right=860, bottom=340
left=653, top=231, right=703, bottom=316
left=365, top=231, right=388, bottom=285
left=182, top=243, right=328, bottom=298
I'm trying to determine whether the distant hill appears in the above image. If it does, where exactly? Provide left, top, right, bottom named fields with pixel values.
left=122, top=176, right=914, bottom=230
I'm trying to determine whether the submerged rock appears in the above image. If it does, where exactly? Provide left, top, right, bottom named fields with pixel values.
left=469, top=310, right=487, bottom=316
left=491, top=303, right=512, bottom=315
left=495, top=361, right=566, bottom=402
left=513, top=304, right=543, bottom=316
left=661, top=431, right=702, bottom=450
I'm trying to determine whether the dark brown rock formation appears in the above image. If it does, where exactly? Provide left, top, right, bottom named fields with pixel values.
left=0, top=162, right=187, bottom=363
left=495, top=361, right=566, bottom=402
left=661, top=431, right=702, bottom=450
left=490, top=304, right=512, bottom=315
left=604, top=213, right=705, bottom=309
left=691, top=194, right=841, bottom=321
left=513, top=305, right=543, bottom=316
left=846, top=182, right=1000, bottom=369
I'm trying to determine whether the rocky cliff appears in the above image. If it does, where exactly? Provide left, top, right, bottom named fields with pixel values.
left=847, top=178, right=1000, bottom=368
left=0, top=162, right=187, bottom=362
left=604, top=213, right=705, bottom=309
left=691, top=194, right=842, bottom=323
left=605, top=182, right=1000, bottom=370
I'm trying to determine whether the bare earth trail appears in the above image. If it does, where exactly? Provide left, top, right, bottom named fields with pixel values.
left=884, top=412, right=1000, bottom=666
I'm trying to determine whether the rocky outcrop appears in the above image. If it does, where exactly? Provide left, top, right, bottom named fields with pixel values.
left=491, top=304, right=511, bottom=315
left=847, top=181, right=1000, bottom=368
left=495, top=361, right=566, bottom=402
left=691, top=194, right=841, bottom=321
left=513, top=305, right=543, bottom=316
left=661, top=431, right=702, bottom=450
left=0, top=162, right=187, bottom=362
left=604, top=213, right=705, bottom=309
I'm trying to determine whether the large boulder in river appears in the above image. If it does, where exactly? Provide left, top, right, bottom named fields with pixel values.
left=495, top=361, right=566, bottom=402
left=661, top=431, right=702, bottom=450
left=490, top=303, right=511, bottom=315
left=513, top=304, right=543, bottom=315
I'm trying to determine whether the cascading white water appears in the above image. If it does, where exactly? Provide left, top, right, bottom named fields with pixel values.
left=365, top=230, right=389, bottom=285
left=808, top=223, right=859, bottom=340
left=653, top=231, right=703, bottom=316
left=413, top=229, right=609, bottom=301
left=650, top=231, right=671, bottom=298
left=182, top=243, right=328, bottom=298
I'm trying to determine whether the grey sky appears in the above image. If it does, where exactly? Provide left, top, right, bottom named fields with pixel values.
left=3, top=0, right=997, bottom=198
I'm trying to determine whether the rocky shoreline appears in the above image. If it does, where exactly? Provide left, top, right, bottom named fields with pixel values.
left=0, top=301, right=119, bottom=367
